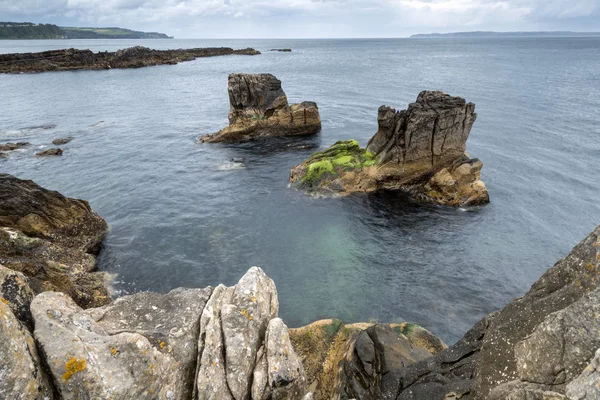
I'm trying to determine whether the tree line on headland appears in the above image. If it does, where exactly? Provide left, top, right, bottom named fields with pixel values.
left=0, top=22, right=172, bottom=40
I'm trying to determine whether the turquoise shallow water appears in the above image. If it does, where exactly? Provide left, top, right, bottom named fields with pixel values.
left=1, top=38, right=599, bottom=343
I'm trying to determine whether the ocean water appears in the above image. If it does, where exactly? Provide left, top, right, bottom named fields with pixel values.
left=1, top=38, right=599, bottom=344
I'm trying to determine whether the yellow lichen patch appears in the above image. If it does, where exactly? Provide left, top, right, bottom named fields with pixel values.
left=0, top=298, right=8, bottom=305
left=62, top=357, right=87, bottom=381
left=109, top=346, right=119, bottom=357
left=250, top=295, right=257, bottom=303
left=159, top=341, right=166, bottom=349
left=241, top=309, right=254, bottom=321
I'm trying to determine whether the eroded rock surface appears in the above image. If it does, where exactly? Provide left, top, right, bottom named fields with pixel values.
left=195, top=266, right=307, bottom=400
left=289, top=320, right=446, bottom=399
left=0, top=46, right=260, bottom=74
left=0, top=174, right=110, bottom=308
left=290, top=91, right=489, bottom=207
left=199, top=73, right=321, bottom=143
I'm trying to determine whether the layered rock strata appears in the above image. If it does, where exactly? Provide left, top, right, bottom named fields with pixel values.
left=199, top=73, right=321, bottom=143
left=0, top=174, right=110, bottom=308
left=0, top=46, right=260, bottom=74
left=290, top=91, right=489, bottom=207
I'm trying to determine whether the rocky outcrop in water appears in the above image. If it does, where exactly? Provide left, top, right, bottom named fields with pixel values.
left=289, top=91, right=489, bottom=207
left=0, top=46, right=260, bottom=74
left=0, top=174, right=110, bottom=308
left=199, top=73, right=321, bottom=143
left=36, top=148, right=63, bottom=156
left=52, top=137, right=73, bottom=145
left=0, top=142, right=29, bottom=151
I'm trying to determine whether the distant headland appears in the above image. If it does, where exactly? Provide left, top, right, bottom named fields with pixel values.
left=0, top=22, right=173, bottom=40
left=411, top=31, right=600, bottom=38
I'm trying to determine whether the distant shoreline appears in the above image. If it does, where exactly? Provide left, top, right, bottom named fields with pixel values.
left=411, top=31, right=600, bottom=38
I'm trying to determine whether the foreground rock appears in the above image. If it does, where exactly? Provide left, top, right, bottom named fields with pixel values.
left=335, top=224, right=599, bottom=400
left=199, top=73, right=321, bottom=143
left=0, top=174, right=110, bottom=308
left=290, top=91, right=489, bottom=207
left=0, top=300, right=54, bottom=400
left=0, top=46, right=260, bottom=74
left=289, top=320, right=446, bottom=399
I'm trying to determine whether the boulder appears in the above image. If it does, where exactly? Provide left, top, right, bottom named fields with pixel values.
left=195, top=266, right=308, bottom=400
left=289, top=91, right=489, bottom=207
left=0, top=300, right=54, bottom=400
left=52, top=137, right=73, bottom=145
left=31, top=290, right=196, bottom=400
left=0, top=264, right=35, bottom=330
left=36, top=148, right=63, bottom=156
left=0, top=174, right=110, bottom=308
left=199, top=73, right=321, bottom=143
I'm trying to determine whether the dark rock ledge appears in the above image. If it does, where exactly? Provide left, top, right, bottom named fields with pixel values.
left=0, top=173, right=598, bottom=400
left=0, top=46, right=261, bottom=74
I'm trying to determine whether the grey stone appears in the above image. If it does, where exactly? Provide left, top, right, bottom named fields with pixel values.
left=85, top=286, right=213, bottom=400
left=566, top=348, right=600, bottom=400
left=0, top=300, right=54, bottom=400
left=31, top=291, right=183, bottom=400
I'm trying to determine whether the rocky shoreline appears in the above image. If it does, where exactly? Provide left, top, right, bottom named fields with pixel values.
left=0, top=46, right=260, bottom=74
left=1, top=174, right=598, bottom=399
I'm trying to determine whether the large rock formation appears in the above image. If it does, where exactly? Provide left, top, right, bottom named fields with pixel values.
left=0, top=46, right=260, bottom=74
left=28, top=267, right=308, bottom=400
left=290, top=91, right=489, bottom=207
left=199, top=73, right=321, bottom=143
left=0, top=174, right=110, bottom=308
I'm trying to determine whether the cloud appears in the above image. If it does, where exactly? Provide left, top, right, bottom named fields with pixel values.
left=0, top=0, right=598, bottom=37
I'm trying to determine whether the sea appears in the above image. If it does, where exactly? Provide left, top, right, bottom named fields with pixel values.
left=1, top=37, right=599, bottom=344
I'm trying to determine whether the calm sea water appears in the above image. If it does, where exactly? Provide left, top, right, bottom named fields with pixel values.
left=1, top=38, right=599, bottom=344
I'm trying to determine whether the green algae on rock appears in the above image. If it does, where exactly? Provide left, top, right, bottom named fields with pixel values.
left=290, top=91, right=490, bottom=207
left=290, top=140, right=378, bottom=190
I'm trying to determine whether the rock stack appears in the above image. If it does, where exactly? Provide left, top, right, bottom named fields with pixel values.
left=290, top=91, right=489, bottom=207
left=199, top=73, right=321, bottom=143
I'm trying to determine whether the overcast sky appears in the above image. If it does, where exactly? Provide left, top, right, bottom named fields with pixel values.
left=1, top=0, right=599, bottom=38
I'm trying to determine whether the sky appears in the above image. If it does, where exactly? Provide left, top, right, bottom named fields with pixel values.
left=1, top=0, right=599, bottom=38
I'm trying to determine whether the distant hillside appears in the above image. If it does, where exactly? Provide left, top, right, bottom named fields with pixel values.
left=0, top=22, right=172, bottom=40
left=0, top=22, right=66, bottom=39
left=411, top=31, right=600, bottom=38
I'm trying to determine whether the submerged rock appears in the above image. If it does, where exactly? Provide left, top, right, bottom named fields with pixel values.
left=0, top=141, right=29, bottom=151
left=290, top=91, right=489, bottom=207
left=271, top=48, right=293, bottom=52
left=199, top=73, right=321, bottom=143
left=0, top=174, right=110, bottom=308
left=52, top=137, right=73, bottom=145
left=36, top=148, right=63, bottom=156
left=0, top=300, right=54, bottom=400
